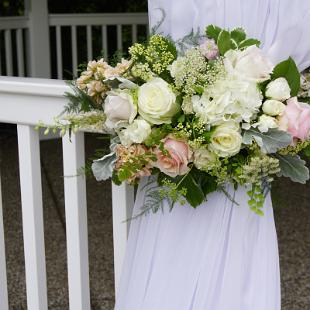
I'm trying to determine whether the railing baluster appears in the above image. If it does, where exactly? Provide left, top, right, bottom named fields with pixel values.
left=132, top=24, right=138, bottom=44
left=56, top=26, right=63, bottom=79
left=62, top=132, right=90, bottom=310
left=112, top=183, right=134, bottom=294
left=0, top=170, right=9, bottom=310
left=17, top=125, right=48, bottom=310
left=16, top=28, right=25, bottom=77
left=101, top=25, right=108, bottom=60
left=4, top=30, right=13, bottom=76
left=86, top=25, right=93, bottom=60
left=117, top=24, right=123, bottom=53
left=71, top=26, right=78, bottom=78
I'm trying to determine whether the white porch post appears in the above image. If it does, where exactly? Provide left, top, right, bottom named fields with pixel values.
left=0, top=167, right=9, bottom=310
left=24, top=0, right=51, bottom=78
left=112, top=183, right=135, bottom=295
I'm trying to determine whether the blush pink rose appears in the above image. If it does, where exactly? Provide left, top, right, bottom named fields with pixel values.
left=154, top=137, right=192, bottom=178
left=278, top=97, right=310, bottom=141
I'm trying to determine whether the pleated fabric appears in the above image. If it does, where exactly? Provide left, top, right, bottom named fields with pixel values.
left=115, top=1, right=310, bottom=309
left=115, top=179, right=280, bottom=310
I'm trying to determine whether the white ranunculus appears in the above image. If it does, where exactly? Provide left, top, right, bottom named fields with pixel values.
left=169, top=58, right=185, bottom=78
left=193, top=78, right=263, bottom=125
left=138, top=78, right=179, bottom=124
left=193, top=148, right=217, bottom=170
left=253, top=115, right=278, bottom=133
left=262, top=99, right=286, bottom=116
left=265, top=78, right=291, bottom=101
left=118, top=118, right=151, bottom=147
left=224, top=46, right=274, bottom=82
left=104, top=90, right=137, bottom=129
left=209, top=121, right=243, bottom=157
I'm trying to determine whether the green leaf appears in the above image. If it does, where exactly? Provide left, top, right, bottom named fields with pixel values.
left=275, top=154, right=309, bottom=184
left=217, top=30, right=232, bottom=56
left=179, top=172, right=205, bottom=208
left=206, top=25, right=222, bottom=41
left=239, top=38, right=261, bottom=49
left=231, top=28, right=246, bottom=44
left=271, top=57, right=301, bottom=96
left=243, top=128, right=292, bottom=154
left=303, top=145, right=310, bottom=159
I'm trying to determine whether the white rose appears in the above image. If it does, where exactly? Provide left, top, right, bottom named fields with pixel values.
left=253, top=115, right=278, bottom=133
left=224, top=46, right=274, bottom=82
left=104, top=90, right=137, bottom=129
left=209, top=121, right=243, bottom=157
left=138, top=78, right=179, bottom=124
left=118, top=118, right=151, bottom=147
left=262, top=100, right=286, bottom=116
left=193, top=148, right=217, bottom=170
left=265, top=78, right=291, bottom=101
left=193, top=78, right=262, bottom=125
left=169, top=58, right=184, bottom=78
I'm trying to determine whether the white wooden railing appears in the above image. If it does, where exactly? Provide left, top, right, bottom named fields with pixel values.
left=0, top=76, right=135, bottom=310
left=0, top=13, right=148, bottom=79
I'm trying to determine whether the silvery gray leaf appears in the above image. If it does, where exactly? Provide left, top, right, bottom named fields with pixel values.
left=243, top=128, right=292, bottom=153
left=104, top=77, right=137, bottom=89
left=92, top=152, right=117, bottom=181
left=275, top=154, right=310, bottom=184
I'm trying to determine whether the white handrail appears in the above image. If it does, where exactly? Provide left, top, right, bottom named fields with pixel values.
left=0, top=16, right=29, bottom=30
left=0, top=76, right=135, bottom=305
left=49, top=13, right=148, bottom=26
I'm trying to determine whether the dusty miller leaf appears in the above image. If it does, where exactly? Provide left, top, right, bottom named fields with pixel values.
left=275, top=154, right=309, bottom=184
left=92, top=152, right=117, bottom=181
left=243, top=128, right=292, bottom=153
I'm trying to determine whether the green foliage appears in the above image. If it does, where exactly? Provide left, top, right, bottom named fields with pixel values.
left=247, top=184, right=266, bottom=216
left=275, top=154, right=309, bottom=184
left=230, top=28, right=246, bottom=44
left=64, top=82, right=101, bottom=114
left=206, top=25, right=261, bottom=56
left=217, top=30, right=232, bottom=55
left=205, top=25, right=222, bottom=41
left=271, top=57, right=301, bottom=96
left=144, top=125, right=172, bottom=147
left=117, top=152, right=156, bottom=182
left=304, top=144, right=310, bottom=159
left=243, top=128, right=293, bottom=154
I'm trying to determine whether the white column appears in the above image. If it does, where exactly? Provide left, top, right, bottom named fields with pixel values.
left=17, top=125, right=48, bottom=310
left=62, top=132, right=90, bottom=310
left=0, top=168, right=9, bottom=310
left=112, top=183, right=135, bottom=294
left=24, top=0, right=51, bottom=78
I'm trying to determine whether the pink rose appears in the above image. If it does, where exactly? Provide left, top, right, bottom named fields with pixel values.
left=278, top=97, right=310, bottom=141
left=154, top=137, right=192, bottom=177
left=199, top=39, right=219, bottom=60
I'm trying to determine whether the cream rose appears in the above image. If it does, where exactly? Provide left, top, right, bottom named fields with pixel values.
left=193, top=148, right=217, bottom=170
left=118, top=118, right=151, bottom=147
left=209, top=122, right=242, bottom=157
left=262, top=100, right=286, bottom=116
left=224, top=46, right=274, bottom=82
left=138, top=78, right=179, bottom=124
left=104, top=90, right=137, bottom=129
left=265, top=78, right=291, bottom=101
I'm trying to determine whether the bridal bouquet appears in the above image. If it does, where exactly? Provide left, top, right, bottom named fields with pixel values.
left=51, top=25, right=310, bottom=215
